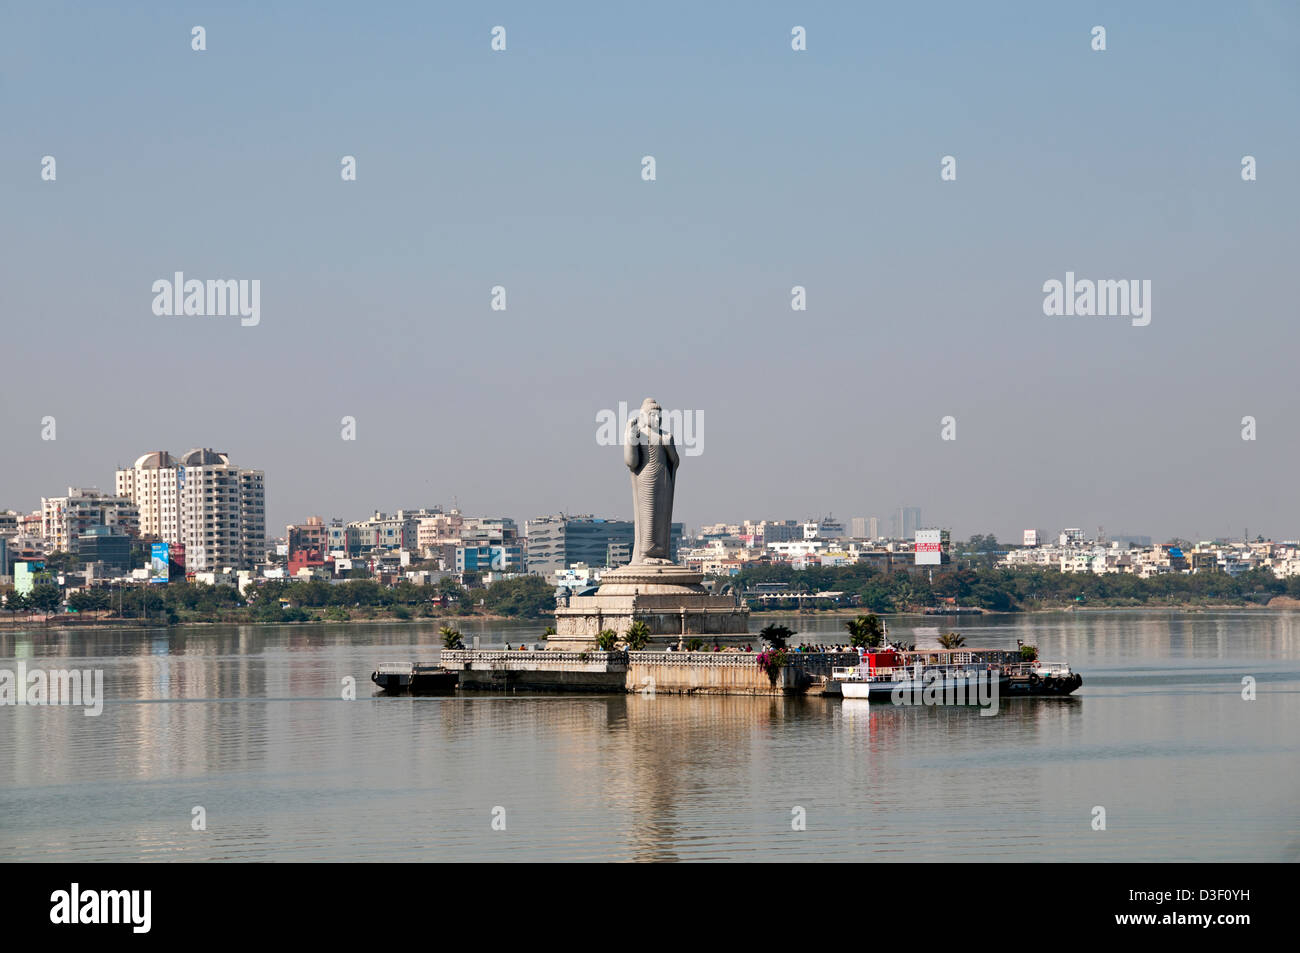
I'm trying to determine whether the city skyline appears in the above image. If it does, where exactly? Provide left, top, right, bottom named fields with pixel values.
left=4, top=3, right=1298, bottom=549
left=7, top=448, right=1296, bottom=547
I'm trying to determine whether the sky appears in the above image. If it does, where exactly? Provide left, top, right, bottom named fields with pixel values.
left=2, top=1, right=1298, bottom=543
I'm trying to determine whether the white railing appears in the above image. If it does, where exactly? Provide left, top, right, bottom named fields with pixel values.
left=834, top=661, right=1074, bottom=683
left=1031, top=662, right=1073, bottom=677
left=441, top=649, right=626, bottom=664
left=437, top=649, right=859, bottom=670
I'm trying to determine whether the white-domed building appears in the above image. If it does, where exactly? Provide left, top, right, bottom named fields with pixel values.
left=115, top=449, right=264, bottom=571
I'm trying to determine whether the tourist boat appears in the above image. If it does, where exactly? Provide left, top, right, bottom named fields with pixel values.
left=832, top=647, right=1082, bottom=700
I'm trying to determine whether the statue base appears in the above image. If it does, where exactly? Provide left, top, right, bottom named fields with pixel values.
left=549, top=564, right=751, bottom=651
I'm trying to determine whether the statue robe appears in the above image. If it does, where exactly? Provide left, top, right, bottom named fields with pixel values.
left=627, top=430, right=678, bottom=563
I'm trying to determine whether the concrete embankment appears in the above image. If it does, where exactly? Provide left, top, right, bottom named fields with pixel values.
left=439, top=649, right=856, bottom=696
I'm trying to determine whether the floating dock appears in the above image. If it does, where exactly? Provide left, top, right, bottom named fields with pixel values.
left=371, top=663, right=459, bottom=694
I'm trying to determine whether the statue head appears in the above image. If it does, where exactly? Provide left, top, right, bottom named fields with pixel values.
left=637, top=397, right=661, bottom=432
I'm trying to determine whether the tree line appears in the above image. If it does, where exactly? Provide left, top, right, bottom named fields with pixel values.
left=1, top=574, right=557, bottom=624
left=728, top=563, right=1296, bottom=612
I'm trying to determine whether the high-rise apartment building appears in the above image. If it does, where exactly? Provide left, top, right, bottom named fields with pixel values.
left=849, top=516, right=883, bottom=540
left=895, top=507, right=922, bottom=540
left=116, top=451, right=181, bottom=540
left=116, top=448, right=264, bottom=570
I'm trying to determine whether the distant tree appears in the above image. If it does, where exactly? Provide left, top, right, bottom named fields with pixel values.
left=541, top=625, right=556, bottom=640
left=857, top=581, right=894, bottom=613
left=595, top=629, right=619, bottom=651
left=891, top=571, right=916, bottom=611
left=685, top=637, right=705, bottom=652
left=3, top=589, right=28, bottom=619
left=937, top=632, right=966, bottom=649
left=68, top=589, right=111, bottom=614
left=28, top=584, right=64, bottom=618
left=481, top=576, right=554, bottom=618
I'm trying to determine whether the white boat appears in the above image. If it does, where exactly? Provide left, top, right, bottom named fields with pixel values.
left=832, top=647, right=1081, bottom=700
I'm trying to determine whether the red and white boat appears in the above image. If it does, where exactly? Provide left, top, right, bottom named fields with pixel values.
left=833, top=647, right=1082, bottom=700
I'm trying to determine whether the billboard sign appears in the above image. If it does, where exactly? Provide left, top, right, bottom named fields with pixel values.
left=915, top=529, right=942, bottom=566
left=149, top=543, right=170, bottom=583
left=169, top=542, right=186, bottom=578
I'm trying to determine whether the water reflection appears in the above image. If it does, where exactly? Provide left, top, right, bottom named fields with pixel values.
left=1, top=612, right=1297, bottom=861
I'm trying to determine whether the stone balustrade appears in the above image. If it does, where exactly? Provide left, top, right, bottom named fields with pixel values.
left=435, top=648, right=861, bottom=695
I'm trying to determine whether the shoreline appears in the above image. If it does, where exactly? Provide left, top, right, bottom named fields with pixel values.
left=0, top=612, right=541, bottom=632
left=750, top=602, right=1285, bottom=617
left=2, top=601, right=1293, bottom=635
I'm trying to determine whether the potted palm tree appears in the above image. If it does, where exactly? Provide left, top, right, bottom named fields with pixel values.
left=759, top=623, right=794, bottom=649
left=624, top=620, right=651, bottom=651
left=845, top=614, right=884, bottom=649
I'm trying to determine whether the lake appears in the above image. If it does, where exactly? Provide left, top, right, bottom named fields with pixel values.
left=2, top=610, right=1297, bottom=861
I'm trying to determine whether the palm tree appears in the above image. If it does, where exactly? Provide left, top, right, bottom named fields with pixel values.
left=759, top=623, right=794, bottom=649
left=439, top=625, right=464, bottom=650
left=541, top=625, right=556, bottom=640
left=624, top=620, right=651, bottom=651
left=595, top=629, right=619, bottom=651
left=845, top=614, right=884, bottom=649
left=937, top=632, right=966, bottom=649
left=685, top=637, right=705, bottom=652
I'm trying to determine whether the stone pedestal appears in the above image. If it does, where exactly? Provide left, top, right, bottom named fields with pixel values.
left=549, top=564, right=750, bottom=651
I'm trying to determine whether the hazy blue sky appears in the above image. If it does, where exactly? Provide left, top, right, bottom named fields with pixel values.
left=3, top=1, right=1298, bottom=542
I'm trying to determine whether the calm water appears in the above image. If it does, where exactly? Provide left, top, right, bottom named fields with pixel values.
left=2, top=611, right=1298, bottom=862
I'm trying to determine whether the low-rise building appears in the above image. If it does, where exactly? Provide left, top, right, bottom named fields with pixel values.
left=41, top=488, right=139, bottom=554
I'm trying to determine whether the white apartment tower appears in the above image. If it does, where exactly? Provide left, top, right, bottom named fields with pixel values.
left=116, top=448, right=265, bottom=570
left=116, top=451, right=181, bottom=540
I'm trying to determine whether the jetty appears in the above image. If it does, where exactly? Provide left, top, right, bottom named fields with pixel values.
left=371, top=663, right=458, bottom=694
left=375, top=649, right=858, bottom=696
